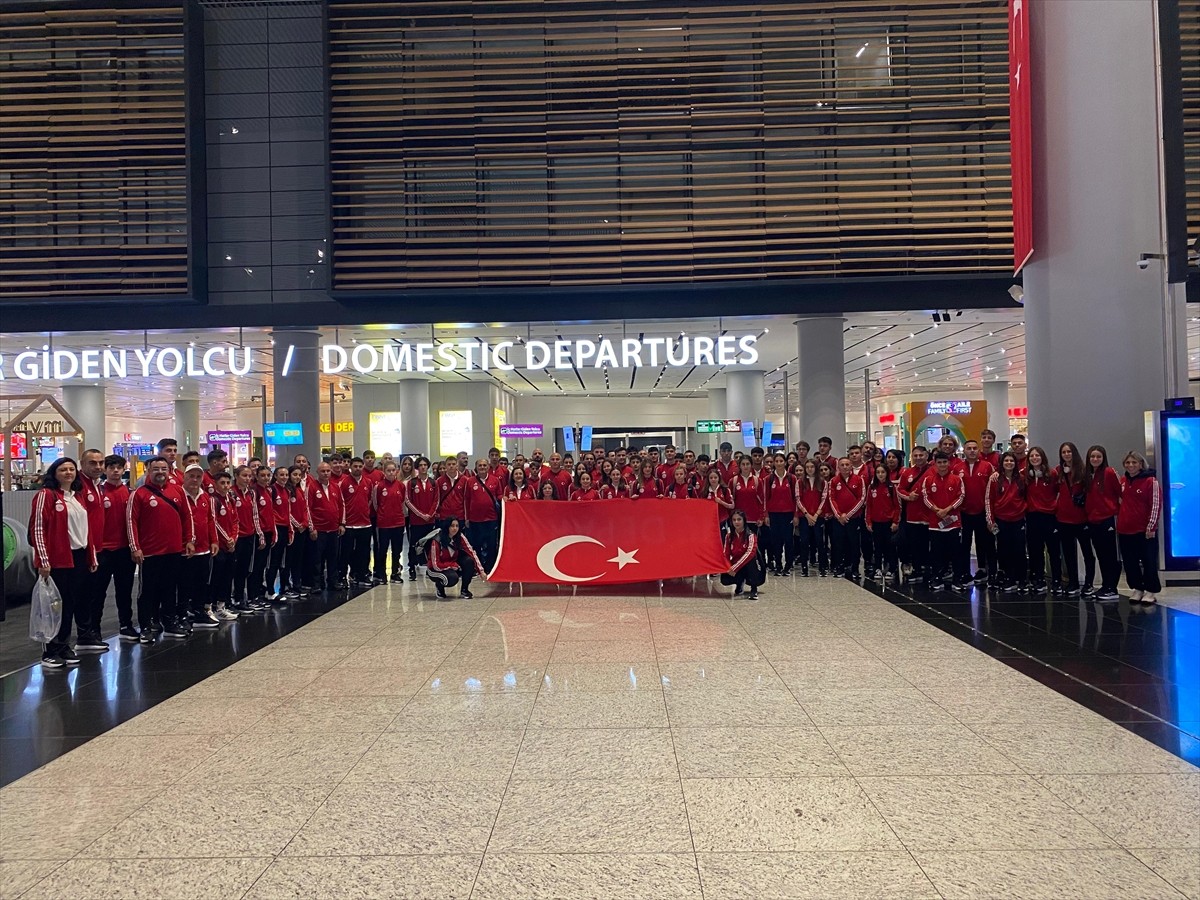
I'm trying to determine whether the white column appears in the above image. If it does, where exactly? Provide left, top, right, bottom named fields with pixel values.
left=397, top=378, right=430, bottom=456
left=796, top=316, right=846, bottom=446
left=707, top=388, right=726, bottom=421
left=62, top=385, right=106, bottom=453
left=173, top=398, right=200, bottom=452
left=350, top=379, right=430, bottom=458
left=982, top=380, right=1010, bottom=441
left=1024, top=0, right=1180, bottom=456
left=725, top=370, right=765, bottom=443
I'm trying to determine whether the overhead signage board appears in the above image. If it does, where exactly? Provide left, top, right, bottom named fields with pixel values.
left=741, top=421, right=756, bottom=449
left=926, top=400, right=973, bottom=415
left=206, top=430, right=252, bottom=443
left=493, top=408, right=506, bottom=448
left=722, top=419, right=742, bottom=432
left=761, top=421, right=774, bottom=447
left=499, top=424, right=543, bottom=438
left=580, top=426, right=593, bottom=451
left=0, top=334, right=762, bottom=381
left=695, top=420, right=724, bottom=433
left=264, top=422, right=303, bottom=445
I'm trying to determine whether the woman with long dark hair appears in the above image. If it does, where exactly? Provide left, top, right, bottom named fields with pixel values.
left=720, top=510, right=764, bottom=599
left=630, top=459, right=662, bottom=500
left=795, top=458, right=827, bottom=577
left=1056, top=442, right=1094, bottom=596
left=764, top=452, right=797, bottom=576
left=538, top=480, right=558, bottom=501
left=700, top=468, right=734, bottom=538
left=505, top=465, right=537, bottom=502
left=28, top=458, right=98, bottom=668
left=864, top=463, right=900, bottom=580
left=425, top=518, right=486, bottom=600
left=1083, top=445, right=1122, bottom=601
left=596, top=459, right=625, bottom=499
left=987, top=451, right=1028, bottom=592
left=264, top=466, right=295, bottom=602
left=569, top=469, right=602, bottom=501
left=1023, top=447, right=1062, bottom=593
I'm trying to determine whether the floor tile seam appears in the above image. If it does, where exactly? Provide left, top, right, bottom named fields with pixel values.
left=870, top=582, right=1199, bottom=740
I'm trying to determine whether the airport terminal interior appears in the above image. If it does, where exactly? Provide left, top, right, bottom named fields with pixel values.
left=1, top=0, right=1199, bottom=897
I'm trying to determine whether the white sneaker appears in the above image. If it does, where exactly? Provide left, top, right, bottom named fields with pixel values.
left=216, top=606, right=239, bottom=621
left=204, top=605, right=220, bottom=623
left=1131, top=590, right=1144, bottom=602
left=1142, top=593, right=1158, bottom=605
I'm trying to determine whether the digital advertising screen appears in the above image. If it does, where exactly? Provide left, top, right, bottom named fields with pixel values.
left=368, top=411, right=403, bottom=456
left=439, top=410, right=473, bottom=457
left=1162, top=412, right=1200, bottom=568
left=1, top=433, right=29, bottom=459
left=264, top=422, right=304, bottom=446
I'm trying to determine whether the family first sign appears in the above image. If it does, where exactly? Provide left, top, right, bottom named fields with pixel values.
left=0, top=334, right=761, bottom=382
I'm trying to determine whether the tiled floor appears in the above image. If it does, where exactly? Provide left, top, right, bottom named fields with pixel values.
left=1, top=577, right=1198, bottom=899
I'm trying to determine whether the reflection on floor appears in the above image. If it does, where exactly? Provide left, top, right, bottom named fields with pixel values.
left=0, top=575, right=1196, bottom=899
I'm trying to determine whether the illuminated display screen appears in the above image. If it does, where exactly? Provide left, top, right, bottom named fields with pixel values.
left=1163, top=414, right=1200, bottom=566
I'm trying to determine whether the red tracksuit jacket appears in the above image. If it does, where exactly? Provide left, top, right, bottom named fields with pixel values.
left=127, top=482, right=194, bottom=557
left=373, top=478, right=408, bottom=529
left=405, top=475, right=439, bottom=522
left=232, top=486, right=263, bottom=539
left=1084, top=467, right=1121, bottom=524
left=828, top=475, right=866, bottom=518
left=795, top=478, right=828, bottom=518
left=100, top=482, right=132, bottom=551
left=960, top=460, right=995, bottom=515
left=309, top=481, right=346, bottom=532
left=465, top=474, right=501, bottom=523
left=724, top=530, right=758, bottom=573
left=764, top=472, right=797, bottom=514
left=341, top=475, right=373, bottom=528
left=922, top=471, right=965, bottom=529
left=211, top=490, right=240, bottom=550
left=1117, top=470, right=1161, bottom=534
left=185, top=489, right=220, bottom=554
left=864, top=482, right=901, bottom=526
left=1024, top=470, right=1058, bottom=514
left=29, top=488, right=99, bottom=570
left=986, top=473, right=1027, bottom=525
left=434, top=474, right=468, bottom=521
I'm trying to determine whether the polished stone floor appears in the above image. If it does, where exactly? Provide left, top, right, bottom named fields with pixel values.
left=1, top=576, right=1198, bottom=899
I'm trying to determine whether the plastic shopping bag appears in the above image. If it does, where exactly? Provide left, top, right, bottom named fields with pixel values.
left=29, top=577, right=63, bottom=643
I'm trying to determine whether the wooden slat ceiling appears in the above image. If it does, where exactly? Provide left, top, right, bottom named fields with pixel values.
left=0, top=2, right=189, bottom=301
left=1183, top=0, right=1199, bottom=259
left=329, top=0, right=1012, bottom=291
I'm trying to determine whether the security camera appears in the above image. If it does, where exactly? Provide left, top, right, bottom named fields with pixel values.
left=1137, top=252, right=1164, bottom=270
left=1137, top=257, right=1150, bottom=270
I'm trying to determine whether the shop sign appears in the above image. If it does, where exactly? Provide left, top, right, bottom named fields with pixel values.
left=927, top=401, right=973, bottom=415
left=319, top=421, right=354, bottom=433
left=206, top=430, right=252, bottom=443
left=0, top=334, right=760, bottom=382
left=499, top=424, right=543, bottom=438
left=695, top=420, right=724, bottom=433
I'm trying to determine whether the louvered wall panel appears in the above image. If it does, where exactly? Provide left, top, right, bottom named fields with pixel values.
left=0, top=2, right=193, bottom=301
left=329, top=0, right=1012, bottom=292
left=1182, top=0, right=1199, bottom=256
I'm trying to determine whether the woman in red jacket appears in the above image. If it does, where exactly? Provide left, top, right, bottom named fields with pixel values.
left=596, top=460, right=625, bottom=499
left=987, top=452, right=1028, bottom=592
left=794, top=459, right=827, bottom=577
left=249, top=465, right=277, bottom=606
left=569, top=470, right=602, bottom=501
left=730, top=456, right=765, bottom=530
left=264, top=466, right=295, bottom=602
left=505, top=466, right=537, bottom=502
left=538, top=480, right=558, bottom=501
left=28, top=458, right=99, bottom=668
left=664, top=465, right=692, bottom=500
left=720, top=510, right=764, bottom=599
left=700, top=468, right=734, bottom=538
left=1084, top=445, right=1122, bottom=601
left=1023, top=447, right=1062, bottom=594
left=864, top=463, right=900, bottom=580
left=764, top=453, right=798, bottom=576
left=1118, top=450, right=1161, bottom=604
left=629, top=459, right=662, bottom=500
left=425, top=518, right=486, bottom=600
left=1056, top=442, right=1095, bottom=596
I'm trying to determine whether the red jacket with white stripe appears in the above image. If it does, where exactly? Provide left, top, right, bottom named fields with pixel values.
left=373, top=478, right=408, bottom=529
left=1024, top=470, right=1058, bottom=514
left=827, top=475, right=866, bottom=518
left=405, top=475, right=438, bottom=522
left=232, top=486, right=262, bottom=539
left=184, top=489, right=220, bottom=554
left=1117, top=470, right=1161, bottom=535
left=28, top=487, right=99, bottom=570
left=960, top=459, right=995, bottom=516
left=985, top=473, right=1027, bottom=526
left=465, top=473, right=501, bottom=523
left=341, top=475, right=373, bottom=527
left=127, top=482, right=193, bottom=557
left=764, top=472, right=797, bottom=514
left=426, top=534, right=484, bottom=572
left=795, top=477, right=828, bottom=518
left=309, top=481, right=346, bottom=533
left=723, top=529, right=758, bottom=573
left=434, top=474, right=468, bottom=521
left=921, top=471, right=966, bottom=526
left=864, top=482, right=901, bottom=527
left=211, top=490, right=240, bottom=551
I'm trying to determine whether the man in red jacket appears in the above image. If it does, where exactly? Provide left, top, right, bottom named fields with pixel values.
left=309, top=461, right=346, bottom=589
left=545, top=453, right=574, bottom=500
left=898, top=446, right=932, bottom=583
left=959, top=439, right=997, bottom=589
left=827, top=457, right=866, bottom=579
left=922, top=451, right=966, bottom=591
left=465, top=458, right=502, bottom=572
left=339, top=456, right=374, bottom=586
left=372, top=461, right=407, bottom=583
left=127, top=456, right=194, bottom=642
left=435, top=456, right=470, bottom=533
left=72, top=448, right=109, bottom=653
left=98, top=454, right=139, bottom=642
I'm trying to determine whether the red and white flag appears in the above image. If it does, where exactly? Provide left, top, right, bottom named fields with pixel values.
left=1010, top=0, right=1034, bottom=272
left=488, top=499, right=728, bottom=585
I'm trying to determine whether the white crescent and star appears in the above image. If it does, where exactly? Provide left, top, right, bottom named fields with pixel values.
left=535, top=535, right=640, bottom=581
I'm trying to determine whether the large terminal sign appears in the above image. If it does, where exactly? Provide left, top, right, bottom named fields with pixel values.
left=0, top=334, right=760, bottom=381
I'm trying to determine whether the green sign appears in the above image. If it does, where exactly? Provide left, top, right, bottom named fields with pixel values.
left=696, top=420, right=724, bottom=433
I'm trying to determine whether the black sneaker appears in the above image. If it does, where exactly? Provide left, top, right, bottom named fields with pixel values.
left=1096, top=588, right=1121, bottom=602
left=1081, top=585, right=1096, bottom=597
left=190, top=611, right=219, bottom=629
left=951, top=580, right=971, bottom=592
left=435, top=584, right=448, bottom=600
left=1030, top=582, right=1047, bottom=594
left=118, top=626, right=141, bottom=642
left=748, top=589, right=759, bottom=599
left=818, top=570, right=827, bottom=578
left=460, top=589, right=474, bottom=599
left=390, top=574, right=405, bottom=584
left=41, top=651, right=64, bottom=669
left=139, top=629, right=156, bottom=645
left=781, top=568, right=792, bottom=577
left=332, top=580, right=348, bottom=590
left=408, top=567, right=417, bottom=580
left=162, top=621, right=189, bottom=639
left=800, top=566, right=809, bottom=577
left=75, top=633, right=109, bottom=652
left=733, top=585, right=744, bottom=596
left=931, top=582, right=946, bottom=592
left=150, top=619, right=164, bottom=634
left=1051, top=585, right=1066, bottom=596
left=59, top=646, right=82, bottom=666
left=973, top=571, right=989, bottom=584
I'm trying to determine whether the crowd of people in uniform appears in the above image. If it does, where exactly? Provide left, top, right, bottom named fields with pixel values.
left=28, top=427, right=1162, bottom=669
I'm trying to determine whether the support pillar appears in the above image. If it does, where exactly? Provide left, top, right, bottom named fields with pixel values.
left=173, top=398, right=200, bottom=452
left=272, top=328, right=321, bottom=465
left=796, top=317, right=846, bottom=447
left=1024, top=0, right=1184, bottom=455
left=707, top=388, right=726, bottom=421
left=62, top=385, right=106, bottom=453
left=982, top=380, right=1010, bottom=441
left=725, top=370, right=765, bottom=445
left=351, top=379, right=430, bottom=458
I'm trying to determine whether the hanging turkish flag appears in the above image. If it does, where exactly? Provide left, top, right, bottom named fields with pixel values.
left=488, top=499, right=729, bottom=585
left=1010, top=0, right=1034, bottom=272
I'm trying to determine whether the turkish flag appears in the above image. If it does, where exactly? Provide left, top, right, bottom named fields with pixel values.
left=1010, top=0, right=1033, bottom=272
left=488, top=499, right=729, bottom=585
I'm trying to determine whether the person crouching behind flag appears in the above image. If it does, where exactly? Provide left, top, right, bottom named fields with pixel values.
left=721, top=510, right=764, bottom=599
left=423, top=519, right=487, bottom=601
